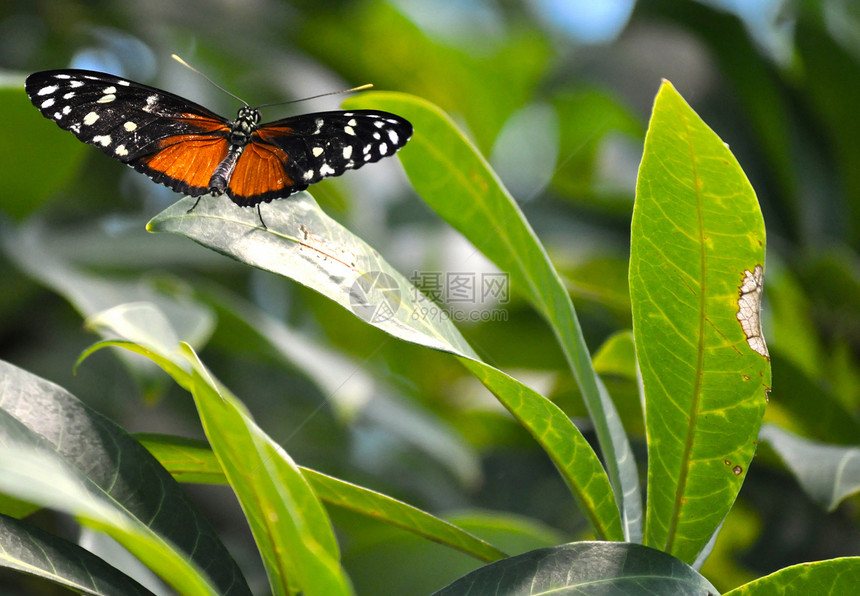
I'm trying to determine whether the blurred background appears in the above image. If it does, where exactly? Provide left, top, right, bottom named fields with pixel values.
left=2, top=0, right=860, bottom=594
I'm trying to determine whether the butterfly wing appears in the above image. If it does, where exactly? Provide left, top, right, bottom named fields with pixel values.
left=225, top=110, right=413, bottom=206
left=26, top=69, right=232, bottom=196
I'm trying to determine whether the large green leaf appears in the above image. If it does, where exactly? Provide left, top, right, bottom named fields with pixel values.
left=346, top=91, right=638, bottom=540
left=83, top=303, right=352, bottom=596
left=431, top=541, right=718, bottom=596
left=138, top=433, right=507, bottom=563
left=630, top=81, right=770, bottom=563
left=723, top=557, right=860, bottom=596
left=147, top=191, right=623, bottom=541
left=0, top=359, right=249, bottom=596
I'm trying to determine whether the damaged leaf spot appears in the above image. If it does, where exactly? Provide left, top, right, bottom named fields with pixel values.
left=736, top=265, right=769, bottom=359
left=733, top=465, right=743, bottom=476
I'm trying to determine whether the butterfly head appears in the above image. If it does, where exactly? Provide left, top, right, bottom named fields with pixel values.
left=229, top=106, right=261, bottom=145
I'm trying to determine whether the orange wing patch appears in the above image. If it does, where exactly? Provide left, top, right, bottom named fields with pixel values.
left=227, top=141, right=294, bottom=204
left=139, top=135, right=229, bottom=192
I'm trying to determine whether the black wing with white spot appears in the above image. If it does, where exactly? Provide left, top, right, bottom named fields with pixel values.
left=25, top=69, right=230, bottom=164
left=250, top=110, right=413, bottom=193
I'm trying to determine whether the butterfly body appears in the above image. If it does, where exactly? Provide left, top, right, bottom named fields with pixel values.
left=25, top=69, right=413, bottom=208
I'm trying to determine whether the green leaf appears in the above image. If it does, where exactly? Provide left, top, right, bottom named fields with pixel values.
left=723, top=557, right=860, bottom=596
left=181, top=345, right=353, bottom=596
left=0, top=513, right=155, bottom=596
left=630, top=81, right=770, bottom=562
left=431, top=541, right=718, bottom=595
left=138, top=433, right=507, bottom=563
left=346, top=91, right=638, bottom=540
left=148, top=193, right=472, bottom=356
left=301, top=468, right=507, bottom=564
left=0, top=359, right=249, bottom=596
left=83, top=303, right=353, bottom=596
left=147, top=192, right=623, bottom=541
left=760, top=424, right=860, bottom=512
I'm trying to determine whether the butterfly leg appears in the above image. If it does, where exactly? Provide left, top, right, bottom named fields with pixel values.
left=187, top=196, right=203, bottom=213
left=256, top=204, right=268, bottom=230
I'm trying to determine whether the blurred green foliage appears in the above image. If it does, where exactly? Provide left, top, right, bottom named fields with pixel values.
left=2, top=0, right=860, bottom=594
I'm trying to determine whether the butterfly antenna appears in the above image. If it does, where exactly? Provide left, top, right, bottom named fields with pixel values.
left=255, top=84, right=373, bottom=110
left=171, top=54, right=249, bottom=106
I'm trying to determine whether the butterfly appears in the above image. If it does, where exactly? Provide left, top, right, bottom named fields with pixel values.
left=25, top=68, right=413, bottom=224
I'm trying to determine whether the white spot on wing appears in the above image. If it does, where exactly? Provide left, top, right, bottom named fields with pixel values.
left=373, top=120, right=386, bottom=128
left=40, top=98, right=55, bottom=109
left=115, top=144, right=128, bottom=157
left=70, top=80, right=84, bottom=88
left=124, top=121, right=137, bottom=132
left=312, top=146, right=324, bottom=157
left=343, top=146, right=353, bottom=159
left=62, top=105, right=71, bottom=115
left=313, top=118, right=324, bottom=134
left=387, top=130, right=399, bottom=144
left=97, top=93, right=116, bottom=103
left=118, top=79, right=130, bottom=86
left=347, top=119, right=357, bottom=127
left=319, top=163, right=335, bottom=176
left=344, top=125, right=356, bottom=136
left=63, top=91, right=75, bottom=99
left=303, top=170, right=315, bottom=181
left=102, top=86, right=117, bottom=94
left=737, top=265, right=768, bottom=359
left=93, top=135, right=111, bottom=146
left=379, top=143, right=388, bottom=155
left=144, top=94, right=158, bottom=112
left=37, top=85, right=58, bottom=96
left=83, top=111, right=99, bottom=126
left=54, top=74, right=71, bottom=80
